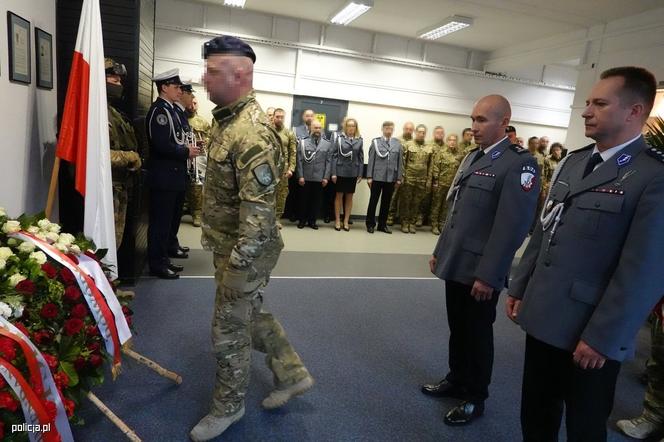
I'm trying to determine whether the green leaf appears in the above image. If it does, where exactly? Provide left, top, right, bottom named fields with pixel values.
left=60, top=361, right=80, bottom=387
left=95, top=248, right=108, bottom=260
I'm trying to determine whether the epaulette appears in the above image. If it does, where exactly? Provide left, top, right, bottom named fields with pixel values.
left=508, top=144, right=527, bottom=154
left=646, top=146, right=664, bottom=164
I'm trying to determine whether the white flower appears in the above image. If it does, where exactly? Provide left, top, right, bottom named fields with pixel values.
left=48, top=223, right=61, bottom=234
left=45, top=232, right=60, bottom=243
left=0, top=207, right=6, bottom=218
left=0, top=247, right=14, bottom=260
left=54, top=243, right=68, bottom=253
left=12, top=304, right=24, bottom=319
left=57, top=233, right=75, bottom=246
left=27, top=226, right=39, bottom=234
left=69, top=244, right=82, bottom=255
left=18, top=242, right=36, bottom=253
left=35, top=233, right=47, bottom=241
left=2, top=220, right=21, bottom=234
left=8, top=273, right=26, bottom=287
left=0, top=302, right=12, bottom=319
left=7, top=238, right=18, bottom=247
left=37, top=219, right=51, bottom=230
left=0, top=259, right=6, bottom=270
left=29, top=251, right=47, bottom=265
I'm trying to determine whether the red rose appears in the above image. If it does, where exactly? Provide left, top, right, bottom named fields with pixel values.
left=41, top=262, right=57, bottom=279
left=63, top=398, right=75, bottom=417
left=43, top=400, right=57, bottom=420
left=42, top=353, right=58, bottom=371
left=13, top=322, right=29, bottom=337
left=64, top=286, right=82, bottom=303
left=71, top=303, right=88, bottom=319
left=89, top=353, right=103, bottom=368
left=86, top=325, right=98, bottom=337
left=125, top=315, right=133, bottom=327
left=0, top=392, right=19, bottom=412
left=33, top=329, right=53, bottom=345
left=15, top=279, right=36, bottom=296
left=0, top=376, right=6, bottom=389
left=87, top=341, right=101, bottom=353
left=53, top=371, right=70, bottom=390
left=0, top=338, right=16, bottom=361
left=121, top=305, right=132, bottom=315
left=63, top=318, right=84, bottom=336
left=59, top=268, right=76, bottom=285
left=74, top=356, right=87, bottom=371
left=40, top=303, right=59, bottom=320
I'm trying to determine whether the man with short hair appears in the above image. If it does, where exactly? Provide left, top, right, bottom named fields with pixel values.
left=387, top=122, right=415, bottom=226
left=428, top=132, right=461, bottom=235
left=272, top=108, right=297, bottom=228
left=399, top=124, right=433, bottom=234
left=459, top=127, right=475, bottom=156
left=421, top=126, right=446, bottom=227
left=296, top=120, right=332, bottom=229
left=190, top=36, right=313, bottom=442
left=295, top=109, right=315, bottom=140
left=507, top=66, right=664, bottom=442
left=506, top=125, right=517, bottom=145
left=538, top=135, right=550, bottom=155
left=266, top=106, right=275, bottom=124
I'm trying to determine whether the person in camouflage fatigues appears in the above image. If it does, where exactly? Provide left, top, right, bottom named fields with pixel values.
left=399, top=124, right=433, bottom=234
left=459, top=127, right=476, bottom=158
left=191, top=36, right=313, bottom=442
left=527, top=136, right=554, bottom=231
left=420, top=126, right=446, bottom=227
left=272, top=108, right=297, bottom=228
left=387, top=121, right=414, bottom=226
left=428, top=133, right=461, bottom=235
left=186, top=96, right=211, bottom=227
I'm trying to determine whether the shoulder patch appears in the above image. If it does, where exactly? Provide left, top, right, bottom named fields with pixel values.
left=252, top=163, right=274, bottom=186
left=508, top=144, right=528, bottom=154
left=237, top=144, right=265, bottom=169
left=646, top=146, right=664, bottom=164
left=156, top=113, right=168, bottom=126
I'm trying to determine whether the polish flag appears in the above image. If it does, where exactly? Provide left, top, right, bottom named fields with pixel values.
left=56, top=0, right=117, bottom=278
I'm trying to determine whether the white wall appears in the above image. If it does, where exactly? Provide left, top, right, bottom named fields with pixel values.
left=0, top=0, right=57, bottom=218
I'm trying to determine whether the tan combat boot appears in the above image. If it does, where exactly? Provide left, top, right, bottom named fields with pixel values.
left=190, top=407, right=245, bottom=441
left=401, top=223, right=409, bottom=233
left=432, top=226, right=441, bottom=235
left=617, top=414, right=663, bottom=440
left=262, top=375, right=314, bottom=410
left=416, top=215, right=423, bottom=227
left=192, top=212, right=202, bottom=227
left=409, top=224, right=417, bottom=234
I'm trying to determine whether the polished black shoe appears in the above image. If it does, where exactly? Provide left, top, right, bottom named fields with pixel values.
left=366, top=226, right=375, bottom=233
left=323, top=217, right=331, bottom=224
left=168, top=263, right=184, bottom=273
left=150, top=268, right=180, bottom=280
left=444, top=401, right=484, bottom=426
left=297, top=222, right=305, bottom=229
left=421, top=379, right=466, bottom=398
left=179, top=246, right=190, bottom=253
left=377, top=226, right=392, bottom=234
left=168, top=249, right=189, bottom=259
left=309, top=223, right=319, bottom=230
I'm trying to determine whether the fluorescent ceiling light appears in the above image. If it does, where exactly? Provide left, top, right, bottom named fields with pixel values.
left=330, top=1, right=374, bottom=26
left=418, top=16, right=473, bottom=40
left=224, top=0, right=246, bottom=7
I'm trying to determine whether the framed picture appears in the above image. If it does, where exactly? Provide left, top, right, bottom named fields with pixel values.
left=35, top=28, right=53, bottom=89
left=7, top=11, right=31, bottom=84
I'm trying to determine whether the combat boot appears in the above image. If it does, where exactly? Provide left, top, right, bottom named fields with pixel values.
left=262, top=375, right=314, bottom=410
left=190, top=407, right=245, bottom=441
left=617, top=414, right=663, bottom=439
left=409, top=225, right=417, bottom=234
left=432, top=226, right=441, bottom=235
left=386, top=216, right=394, bottom=226
left=192, top=212, right=202, bottom=227
left=401, top=223, right=409, bottom=233
left=416, top=215, right=423, bottom=227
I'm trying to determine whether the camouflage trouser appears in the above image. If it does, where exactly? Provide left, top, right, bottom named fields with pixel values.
left=387, top=185, right=400, bottom=223
left=187, top=183, right=203, bottom=220
left=276, top=176, right=289, bottom=219
left=420, top=188, right=432, bottom=225
left=399, top=180, right=427, bottom=225
left=211, top=254, right=309, bottom=416
left=429, top=185, right=450, bottom=230
left=112, top=183, right=128, bottom=246
left=644, top=315, right=664, bottom=423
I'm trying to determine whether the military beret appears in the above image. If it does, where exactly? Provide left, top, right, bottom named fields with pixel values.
left=203, top=35, right=256, bottom=63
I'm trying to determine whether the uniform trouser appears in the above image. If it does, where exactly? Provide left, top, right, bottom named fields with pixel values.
left=148, top=188, right=184, bottom=271
left=211, top=254, right=309, bottom=416
left=399, top=180, right=427, bottom=225
left=112, top=183, right=128, bottom=246
left=299, top=181, right=323, bottom=225
left=366, top=181, right=394, bottom=229
left=323, top=180, right=336, bottom=220
left=420, top=189, right=432, bottom=224
left=186, top=182, right=203, bottom=220
left=445, top=280, right=500, bottom=403
left=284, top=174, right=300, bottom=221
left=387, top=185, right=400, bottom=222
left=521, top=335, right=621, bottom=442
left=275, top=175, right=289, bottom=219
left=429, top=185, right=450, bottom=230
left=644, top=316, right=664, bottom=423
left=168, top=190, right=186, bottom=254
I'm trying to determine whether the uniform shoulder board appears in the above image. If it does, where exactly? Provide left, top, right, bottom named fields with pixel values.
left=646, top=146, right=664, bottom=164
left=508, top=144, right=528, bottom=154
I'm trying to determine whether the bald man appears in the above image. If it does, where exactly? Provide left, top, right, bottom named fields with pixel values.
left=423, top=95, right=539, bottom=426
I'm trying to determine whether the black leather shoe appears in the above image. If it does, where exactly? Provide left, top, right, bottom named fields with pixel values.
left=168, top=249, right=189, bottom=259
left=421, top=379, right=466, bottom=398
left=297, top=222, right=305, bottom=229
left=377, top=226, right=392, bottom=234
left=367, top=226, right=375, bottom=233
left=179, top=246, right=190, bottom=253
left=309, top=223, right=319, bottom=230
left=444, top=401, right=484, bottom=426
left=168, top=263, right=184, bottom=272
left=323, top=217, right=331, bottom=224
left=150, top=268, right=180, bottom=280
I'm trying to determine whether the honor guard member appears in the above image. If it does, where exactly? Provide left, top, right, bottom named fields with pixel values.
left=296, top=120, right=332, bottom=229
left=295, top=109, right=315, bottom=140
left=386, top=121, right=414, bottom=226
left=459, top=127, right=475, bottom=157
left=421, top=126, right=446, bottom=227
left=272, top=108, right=297, bottom=228
left=145, top=69, right=199, bottom=279
left=185, top=91, right=212, bottom=227
left=507, top=67, right=664, bottom=442
left=106, top=58, right=142, bottom=298
left=284, top=109, right=315, bottom=221
left=425, top=95, right=539, bottom=426
left=428, top=133, right=461, bottom=235
left=366, top=121, right=403, bottom=233
left=399, top=124, right=433, bottom=233
left=190, top=35, right=314, bottom=442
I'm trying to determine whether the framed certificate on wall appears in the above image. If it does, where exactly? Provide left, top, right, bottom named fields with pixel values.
left=7, top=11, right=31, bottom=84
left=35, top=28, right=53, bottom=89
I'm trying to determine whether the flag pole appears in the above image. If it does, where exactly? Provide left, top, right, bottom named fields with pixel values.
left=45, top=157, right=61, bottom=219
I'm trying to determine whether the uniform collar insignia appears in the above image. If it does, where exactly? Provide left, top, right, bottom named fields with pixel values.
left=491, top=150, right=502, bottom=160
left=616, top=153, right=632, bottom=167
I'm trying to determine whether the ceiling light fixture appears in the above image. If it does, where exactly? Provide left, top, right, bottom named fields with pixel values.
left=330, top=0, right=374, bottom=26
left=418, top=15, right=473, bottom=40
left=224, top=0, right=246, bottom=8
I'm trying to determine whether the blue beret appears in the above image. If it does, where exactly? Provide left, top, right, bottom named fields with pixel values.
left=203, top=35, right=256, bottom=63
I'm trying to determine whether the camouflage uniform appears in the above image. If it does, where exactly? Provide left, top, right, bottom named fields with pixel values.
left=386, top=135, right=411, bottom=225
left=644, top=310, right=664, bottom=425
left=419, top=141, right=445, bottom=226
left=201, top=91, right=310, bottom=416
left=459, top=140, right=475, bottom=160
left=187, top=112, right=211, bottom=226
left=274, top=126, right=297, bottom=220
left=533, top=151, right=554, bottom=222
left=428, top=145, right=460, bottom=235
left=399, top=140, right=433, bottom=233
left=108, top=105, right=141, bottom=246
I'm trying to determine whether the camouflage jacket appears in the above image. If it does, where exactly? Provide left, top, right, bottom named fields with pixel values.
left=188, top=113, right=211, bottom=145
left=534, top=151, right=554, bottom=195
left=274, top=126, right=297, bottom=174
left=402, top=140, right=434, bottom=183
left=459, top=140, right=476, bottom=160
left=429, top=146, right=461, bottom=188
left=108, top=105, right=141, bottom=183
left=201, top=91, right=284, bottom=279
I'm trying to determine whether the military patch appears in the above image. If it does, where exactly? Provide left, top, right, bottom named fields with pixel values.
left=521, top=165, right=537, bottom=192
left=491, top=150, right=502, bottom=160
left=156, top=114, right=168, bottom=126
left=252, top=163, right=274, bottom=186
left=616, top=153, right=632, bottom=167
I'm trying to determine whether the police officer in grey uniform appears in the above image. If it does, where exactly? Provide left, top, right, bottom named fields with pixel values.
left=424, top=95, right=539, bottom=426
left=366, top=121, right=403, bottom=233
left=295, top=109, right=315, bottom=140
left=296, top=120, right=332, bottom=229
left=507, top=67, right=664, bottom=442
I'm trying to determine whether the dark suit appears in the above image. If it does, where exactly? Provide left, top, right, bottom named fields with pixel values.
left=432, top=138, right=539, bottom=403
left=145, top=97, right=189, bottom=271
left=510, top=136, right=664, bottom=441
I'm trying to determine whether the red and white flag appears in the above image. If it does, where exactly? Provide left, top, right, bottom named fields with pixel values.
left=56, top=0, right=117, bottom=279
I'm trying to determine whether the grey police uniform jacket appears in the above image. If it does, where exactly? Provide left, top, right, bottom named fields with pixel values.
left=296, top=136, right=332, bottom=182
left=367, top=137, right=403, bottom=182
left=295, top=124, right=309, bottom=140
left=510, top=136, right=664, bottom=361
left=432, top=138, right=539, bottom=290
left=331, top=134, right=364, bottom=178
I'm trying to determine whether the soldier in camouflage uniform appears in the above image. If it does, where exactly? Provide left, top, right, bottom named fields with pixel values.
left=399, top=124, right=433, bottom=234
left=190, top=36, right=313, bottom=442
left=459, top=127, right=476, bottom=157
left=272, top=108, right=297, bottom=228
left=428, top=133, right=461, bottom=235
left=387, top=121, right=414, bottom=226
left=419, top=126, right=446, bottom=227
left=186, top=95, right=211, bottom=227
left=527, top=136, right=554, bottom=231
